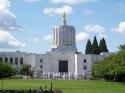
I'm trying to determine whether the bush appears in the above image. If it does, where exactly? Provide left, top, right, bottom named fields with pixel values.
left=93, top=49, right=125, bottom=82
left=0, top=84, right=63, bottom=93
left=0, top=89, right=62, bottom=93
left=10, top=75, right=22, bottom=79
left=54, top=88, right=63, bottom=93
left=0, top=62, right=16, bottom=79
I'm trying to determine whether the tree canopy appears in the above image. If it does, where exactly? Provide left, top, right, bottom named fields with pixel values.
left=85, top=36, right=108, bottom=54
left=85, top=39, right=92, bottom=54
left=0, top=62, right=16, bottom=78
left=91, top=36, right=100, bottom=54
left=19, top=64, right=31, bottom=76
left=118, top=44, right=125, bottom=51
left=93, top=44, right=125, bottom=82
left=99, top=38, right=108, bottom=53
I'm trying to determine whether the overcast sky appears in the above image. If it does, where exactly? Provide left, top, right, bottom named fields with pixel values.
left=0, top=0, right=125, bottom=53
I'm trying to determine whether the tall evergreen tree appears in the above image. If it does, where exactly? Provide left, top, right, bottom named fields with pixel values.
left=91, top=36, right=100, bottom=54
left=99, top=39, right=103, bottom=53
left=99, top=38, right=108, bottom=53
left=85, top=39, right=92, bottom=54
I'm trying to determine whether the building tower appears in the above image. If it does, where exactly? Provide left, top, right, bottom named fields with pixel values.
left=52, top=13, right=77, bottom=52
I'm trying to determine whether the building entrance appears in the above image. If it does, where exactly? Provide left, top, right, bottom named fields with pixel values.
left=59, top=60, right=68, bottom=73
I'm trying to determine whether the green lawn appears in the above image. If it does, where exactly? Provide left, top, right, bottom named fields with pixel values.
left=0, top=79, right=125, bottom=93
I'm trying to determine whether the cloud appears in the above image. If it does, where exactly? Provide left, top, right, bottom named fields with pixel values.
left=76, top=32, right=90, bottom=42
left=0, top=0, right=10, bottom=10
left=99, top=34, right=107, bottom=38
left=50, top=0, right=97, bottom=5
left=84, top=24, right=105, bottom=33
left=29, top=37, right=39, bottom=43
left=43, top=35, right=52, bottom=42
left=26, top=0, right=41, bottom=2
left=0, top=30, right=26, bottom=48
left=43, top=5, right=73, bottom=15
left=0, top=0, right=23, bottom=31
left=112, top=21, right=125, bottom=35
left=83, top=9, right=94, bottom=15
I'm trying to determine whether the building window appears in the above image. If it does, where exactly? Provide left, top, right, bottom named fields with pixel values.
left=5, top=57, right=8, bottom=63
left=0, top=57, right=3, bottom=62
left=15, top=57, right=18, bottom=65
left=84, top=59, right=86, bottom=63
left=40, top=65, right=43, bottom=69
left=40, top=59, right=43, bottom=63
left=10, top=57, right=13, bottom=64
left=20, top=57, right=23, bottom=65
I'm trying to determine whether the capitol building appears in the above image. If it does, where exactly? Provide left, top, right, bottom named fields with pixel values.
left=0, top=14, right=112, bottom=79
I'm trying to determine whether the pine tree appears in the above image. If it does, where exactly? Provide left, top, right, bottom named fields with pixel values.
left=99, top=38, right=108, bottom=53
left=85, top=39, right=92, bottom=54
left=91, top=36, right=100, bottom=54
left=99, top=39, right=103, bottom=53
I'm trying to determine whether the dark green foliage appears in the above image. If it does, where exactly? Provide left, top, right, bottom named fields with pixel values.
left=85, top=36, right=108, bottom=54
left=99, top=38, right=108, bottom=53
left=19, top=64, right=30, bottom=76
left=54, top=88, right=63, bottom=93
left=91, top=36, right=100, bottom=54
left=118, top=44, right=125, bottom=51
left=0, top=89, right=57, bottom=93
left=0, top=81, right=57, bottom=93
left=93, top=44, right=125, bottom=82
left=85, top=39, right=92, bottom=54
left=0, top=62, right=16, bottom=79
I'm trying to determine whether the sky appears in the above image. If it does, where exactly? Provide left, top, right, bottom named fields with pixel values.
left=0, top=0, right=125, bottom=54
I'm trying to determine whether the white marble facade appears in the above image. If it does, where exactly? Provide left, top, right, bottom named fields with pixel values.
left=0, top=14, right=112, bottom=79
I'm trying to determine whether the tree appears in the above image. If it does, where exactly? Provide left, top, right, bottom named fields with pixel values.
left=91, top=36, right=100, bottom=54
left=85, top=39, right=92, bottom=54
left=19, top=64, right=30, bottom=76
left=118, top=44, right=125, bottom=51
left=0, top=62, right=16, bottom=78
left=93, top=44, right=125, bottom=82
left=99, top=38, right=108, bottom=53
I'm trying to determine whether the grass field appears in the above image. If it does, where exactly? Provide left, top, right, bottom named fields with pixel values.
left=0, top=79, right=125, bottom=93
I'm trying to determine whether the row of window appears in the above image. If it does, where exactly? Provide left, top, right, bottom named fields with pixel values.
left=39, top=59, right=86, bottom=68
left=0, top=57, right=23, bottom=65
left=40, top=59, right=86, bottom=63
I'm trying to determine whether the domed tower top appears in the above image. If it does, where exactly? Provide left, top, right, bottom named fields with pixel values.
left=52, top=12, right=77, bottom=52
